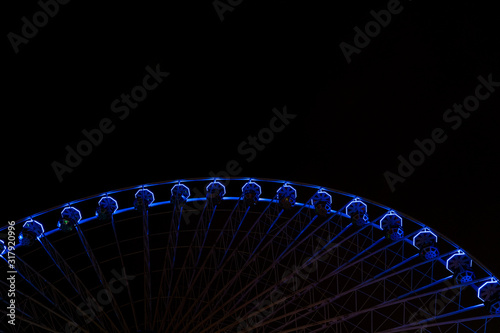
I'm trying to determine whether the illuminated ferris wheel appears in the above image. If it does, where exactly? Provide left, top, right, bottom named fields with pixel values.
left=1, top=178, right=499, bottom=332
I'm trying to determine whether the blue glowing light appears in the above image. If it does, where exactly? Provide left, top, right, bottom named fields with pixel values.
left=57, top=207, right=82, bottom=232
left=455, top=269, right=476, bottom=284
left=61, top=207, right=82, bottom=223
left=205, top=181, right=226, bottom=205
left=135, top=189, right=155, bottom=204
left=380, top=210, right=402, bottom=230
left=311, top=189, right=332, bottom=206
left=0, top=240, right=6, bottom=255
left=57, top=218, right=74, bottom=232
left=134, top=189, right=155, bottom=211
left=446, top=250, right=472, bottom=273
left=477, top=278, right=500, bottom=302
left=241, top=181, right=261, bottom=205
left=98, top=196, right=118, bottom=215
left=311, top=189, right=332, bottom=216
left=490, top=300, right=500, bottom=314
left=346, top=197, right=367, bottom=214
left=242, top=181, right=261, bottom=197
left=386, top=227, right=404, bottom=241
left=18, top=219, right=45, bottom=246
left=420, top=245, right=439, bottom=260
left=346, top=198, right=369, bottom=224
left=22, top=220, right=45, bottom=236
left=412, top=228, right=438, bottom=249
left=206, top=181, right=226, bottom=197
left=171, top=183, right=190, bottom=205
left=276, top=184, right=297, bottom=209
left=96, top=196, right=118, bottom=221
left=171, top=184, right=190, bottom=198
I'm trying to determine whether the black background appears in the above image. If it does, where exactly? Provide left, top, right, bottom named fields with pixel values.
left=3, top=0, right=499, bottom=276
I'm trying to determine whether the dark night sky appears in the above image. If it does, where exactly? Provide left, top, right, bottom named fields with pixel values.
left=3, top=1, right=500, bottom=276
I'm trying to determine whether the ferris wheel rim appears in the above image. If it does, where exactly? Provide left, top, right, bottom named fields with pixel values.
left=2, top=177, right=500, bottom=332
left=4, top=177, right=497, bottom=279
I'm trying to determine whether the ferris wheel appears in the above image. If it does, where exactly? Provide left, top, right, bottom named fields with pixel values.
left=1, top=178, right=499, bottom=332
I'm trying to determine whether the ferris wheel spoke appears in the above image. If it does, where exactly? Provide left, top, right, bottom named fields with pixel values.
left=218, top=204, right=251, bottom=265
left=377, top=313, right=500, bottom=333
left=176, top=200, right=288, bottom=333
left=153, top=201, right=184, bottom=328
left=196, top=204, right=218, bottom=267
left=217, top=222, right=415, bottom=333
left=163, top=206, right=222, bottom=330
left=6, top=178, right=499, bottom=332
left=71, top=222, right=129, bottom=332
left=197, top=196, right=353, bottom=333
left=3, top=256, right=109, bottom=332
left=224, top=198, right=360, bottom=318
left=166, top=197, right=250, bottom=332
left=188, top=193, right=322, bottom=333
left=266, top=257, right=455, bottom=333
left=0, top=279, right=91, bottom=333
left=171, top=197, right=276, bottom=333
left=140, top=208, right=152, bottom=330
left=270, top=249, right=431, bottom=330
left=162, top=195, right=229, bottom=331
left=202, top=214, right=366, bottom=332
left=274, top=276, right=488, bottom=332
left=36, top=241, right=114, bottom=331
left=110, top=215, right=139, bottom=331
left=38, top=236, right=94, bottom=296
left=153, top=211, right=182, bottom=327
left=258, top=254, right=424, bottom=332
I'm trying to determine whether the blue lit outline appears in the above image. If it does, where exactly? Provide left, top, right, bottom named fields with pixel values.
left=446, top=250, right=473, bottom=273
left=20, top=219, right=45, bottom=240
left=0, top=177, right=497, bottom=287
left=277, top=183, right=297, bottom=202
left=171, top=183, right=190, bottom=199
left=135, top=189, right=155, bottom=205
left=345, top=197, right=369, bottom=224
left=97, top=196, right=118, bottom=214
left=412, top=228, right=438, bottom=248
left=206, top=181, right=226, bottom=197
left=310, top=189, right=332, bottom=206
left=387, top=227, right=404, bottom=241
left=477, top=278, right=500, bottom=302
left=276, top=184, right=297, bottom=197
left=379, top=210, right=402, bottom=230
left=242, top=180, right=262, bottom=196
left=0, top=240, right=5, bottom=255
left=346, top=197, right=367, bottom=215
left=61, top=207, right=82, bottom=223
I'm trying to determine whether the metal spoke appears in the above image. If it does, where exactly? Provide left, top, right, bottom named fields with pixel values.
left=2, top=178, right=498, bottom=332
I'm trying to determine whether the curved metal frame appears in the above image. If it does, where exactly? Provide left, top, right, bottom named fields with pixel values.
left=1, top=178, right=499, bottom=332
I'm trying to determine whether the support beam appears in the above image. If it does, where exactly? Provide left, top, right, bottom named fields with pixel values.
left=38, top=237, right=114, bottom=331
left=190, top=192, right=328, bottom=333
left=0, top=279, right=90, bottom=333
left=142, top=208, right=152, bottom=330
left=2, top=255, right=108, bottom=332
left=74, top=223, right=129, bottom=332
left=111, top=215, right=139, bottom=331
